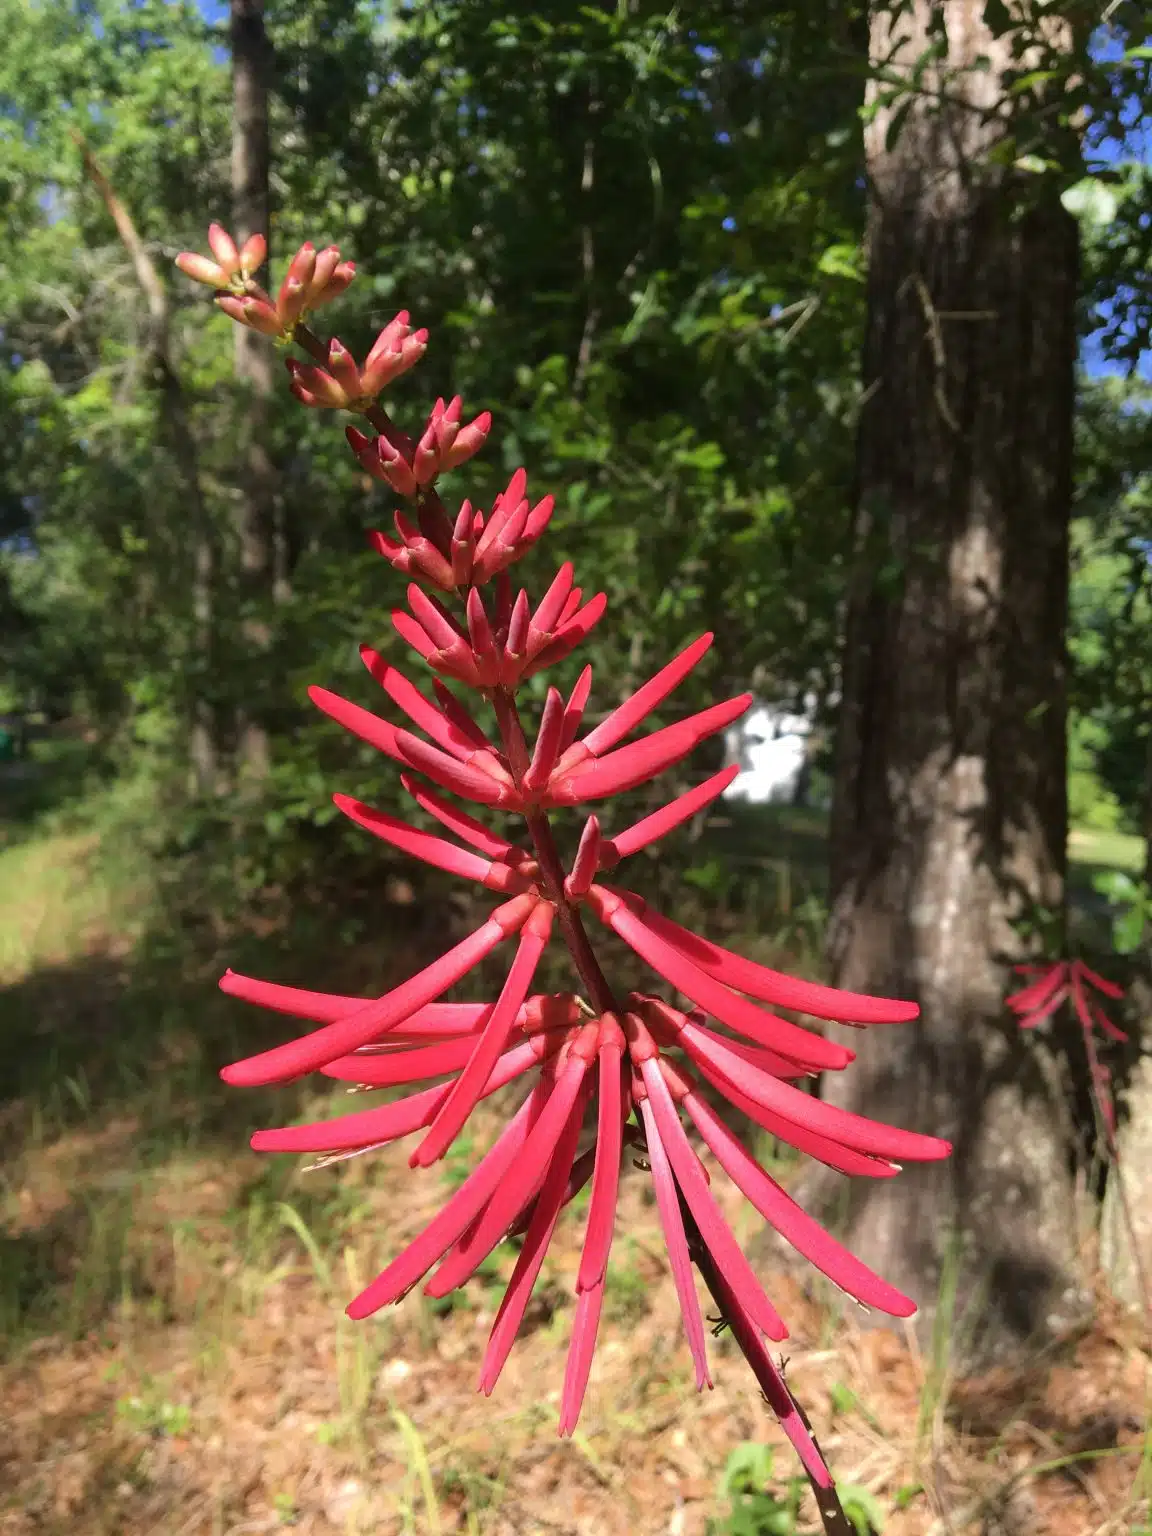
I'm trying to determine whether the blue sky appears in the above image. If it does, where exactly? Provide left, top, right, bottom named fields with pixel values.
left=1075, top=25, right=1151, bottom=379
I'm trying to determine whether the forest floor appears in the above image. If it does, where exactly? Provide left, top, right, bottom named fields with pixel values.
left=1, top=752, right=1150, bottom=1536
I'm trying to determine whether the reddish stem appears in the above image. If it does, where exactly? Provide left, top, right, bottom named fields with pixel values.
left=490, top=687, right=618, bottom=1016
left=291, top=319, right=329, bottom=363
left=490, top=686, right=852, bottom=1534
left=690, top=1225, right=856, bottom=1536
left=1079, top=1020, right=1152, bottom=1323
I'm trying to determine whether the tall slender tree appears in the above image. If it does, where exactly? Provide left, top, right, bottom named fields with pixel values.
left=74, top=139, right=222, bottom=795
left=823, top=1, right=1085, bottom=1349
left=230, top=0, right=277, bottom=781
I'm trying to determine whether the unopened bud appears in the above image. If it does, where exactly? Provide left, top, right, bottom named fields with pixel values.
left=285, top=358, right=351, bottom=409
left=238, top=232, right=267, bottom=275
left=310, top=245, right=342, bottom=293
left=216, top=294, right=284, bottom=336
left=310, top=261, right=356, bottom=309
left=175, top=251, right=230, bottom=289
left=376, top=437, right=419, bottom=497
left=326, top=340, right=363, bottom=401
left=207, top=223, right=240, bottom=273
left=441, top=410, right=492, bottom=472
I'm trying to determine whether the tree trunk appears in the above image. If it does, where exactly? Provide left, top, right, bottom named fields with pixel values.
left=1100, top=1050, right=1152, bottom=1312
left=1142, top=727, right=1152, bottom=894
left=821, top=2, right=1086, bottom=1355
left=75, top=138, right=220, bottom=796
left=1102, top=730, right=1152, bottom=1311
left=230, top=0, right=277, bottom=782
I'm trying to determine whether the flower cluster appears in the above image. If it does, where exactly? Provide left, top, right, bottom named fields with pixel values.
left=1006, top=958, right=1126, bottom=1043
left=1007, top=958, right=1127, bottom=1133
left=178, top=227, right=951, bottom=1472
left=178, top=227, right=354, bottom=339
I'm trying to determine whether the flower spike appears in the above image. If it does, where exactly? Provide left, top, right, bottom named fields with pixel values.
left=199, top=221, right=950, bottom=1476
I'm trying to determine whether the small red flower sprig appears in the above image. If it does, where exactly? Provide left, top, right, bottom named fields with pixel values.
left=178, top=224, right=951, bottom=1507
left=1007, top=958, right=1148, bottom=1321
left=1007, top=958, right=1127, bottom=1134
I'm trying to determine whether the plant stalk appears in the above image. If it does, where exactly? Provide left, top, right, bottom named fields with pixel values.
left=492, top=687, right=854, bottom=1535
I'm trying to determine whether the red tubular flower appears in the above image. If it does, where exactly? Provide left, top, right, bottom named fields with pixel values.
left=1006, top=957, right=1128, bottom=1144
left=200, top=227, right=952, bottom=1478
left=1006, top=957, right=1127, bottom=1043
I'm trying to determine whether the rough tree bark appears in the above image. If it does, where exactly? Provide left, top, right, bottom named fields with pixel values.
left=75, top=139, right=220, bottom=795
left=1102, top=728, right=1152, bottom=1310
left=230, top=0, right=278, bottom=782
left=821, top=2, right=1086, bottom=1353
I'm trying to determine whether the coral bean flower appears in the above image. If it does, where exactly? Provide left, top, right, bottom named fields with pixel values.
left=1007, top=957, right=1127, bottom=1137
left=1006, top=957, right=1127, bottom=1043
left=195, top=227, right=952, bottom=1482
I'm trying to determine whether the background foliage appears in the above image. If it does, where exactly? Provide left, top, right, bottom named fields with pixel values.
left=2, top=2, right=1148, bottom=892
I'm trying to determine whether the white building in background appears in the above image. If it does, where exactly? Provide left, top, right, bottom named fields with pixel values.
left=723, top=701, right=813, bottom=805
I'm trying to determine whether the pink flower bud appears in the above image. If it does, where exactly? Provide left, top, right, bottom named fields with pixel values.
left=283, top=241, right=317, bottom=288
left=361, top=313, right=428, bottom=395
left=325, top=339, right=363, bottom=401
left=285, top=358, right=351, bottom=409
left=309, top=245, right=342, bottom=294
left=175, top=252, right=231, bottom=289
left=375, top=436, right=419, bottom=497
left=216, top=294, right=284, bottom=336
left=346, top=424, right=378, bottom=472
left=408, top=400, right=490, bottom=486
left=310, top=261, right=356, bottom=308
left=441, top=409, right=492, bottom=472
left=413, top=397, right=461, bottom=485
left=276, top=276, right=309, bottom=329
left=238, top=232, right=267, bottom=274
left=207, top=223, right=240, bottom=273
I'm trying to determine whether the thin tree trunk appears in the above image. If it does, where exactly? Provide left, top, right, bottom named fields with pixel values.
left=1142, top=727, right=1152, bottom=894
left=820, top=2, right=1086, bottom=1355
left=231, top=0, right=277, bottom=782
left=1102, top=726, right=1152, bottom=1308
left=75, top=138, right=220, bottom=795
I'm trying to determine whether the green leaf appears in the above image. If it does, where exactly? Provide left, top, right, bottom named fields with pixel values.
left=720, top=1441, right=775, bottom=1496
left=837, top=1483, right=886, bottom=1535
left=1060, top=178, right=1118, bottom=227
left=817, top=243, right=862, bottom=281
left=1115, top=905, right=1146, bottom=954
left=1010, top=69, right=1057, bottom=95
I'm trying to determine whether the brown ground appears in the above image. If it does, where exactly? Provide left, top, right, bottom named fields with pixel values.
left=2, top=1100, right=1149, bottom=1536
left=2, top=822, right=1149, bottom=1536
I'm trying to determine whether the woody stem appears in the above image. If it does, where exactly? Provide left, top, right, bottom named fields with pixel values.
left=690, top=1230, right=856, bottom=1536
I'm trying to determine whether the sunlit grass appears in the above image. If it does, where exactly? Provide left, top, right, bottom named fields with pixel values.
left=1068, top=823, right=1144, bottom=874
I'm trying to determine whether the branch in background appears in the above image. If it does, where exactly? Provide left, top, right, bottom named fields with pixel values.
left=230, top=0, right=280, bottom=781
left=72, top=133, right=220, bottom=794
